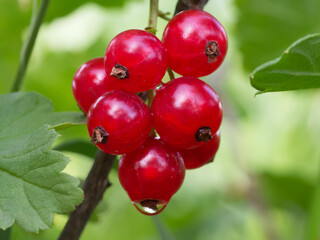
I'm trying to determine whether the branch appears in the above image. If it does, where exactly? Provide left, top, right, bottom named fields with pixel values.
left=58, top=151, right=115, bottom=240
left=174, top=0, right=208, bottom=15
left=11, top=0, right=50, bottom=92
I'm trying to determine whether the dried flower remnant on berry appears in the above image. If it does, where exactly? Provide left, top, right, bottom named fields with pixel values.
left=110, top=63, right=129, bottom=79
left=91, top=126, right=108, bottom=144
left=205, top=41, right=220, bottom=62
left=195, top=126, right=213, bottom=142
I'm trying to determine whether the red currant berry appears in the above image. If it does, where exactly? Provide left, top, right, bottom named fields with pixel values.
left=151, top=77, right=222, bottom=149
left=105, top=29, right=168, bottom=93
left=72, top=57, right=118, bottom=114
left=118, top=137, right=185, bottom=215
left=87, top=90, right=152, bottom=155
left=162, top=10, right=228, bottom=77
left=179, top=130, right=220, bottom=169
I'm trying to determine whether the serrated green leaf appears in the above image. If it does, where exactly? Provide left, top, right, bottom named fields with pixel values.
left=0, top=92, right=84, bottom=233
left=250, top=34, right=320, bottom=94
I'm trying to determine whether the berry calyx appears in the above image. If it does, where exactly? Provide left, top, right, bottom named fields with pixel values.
left=110, top=63, right=129, bottom=79
left=162, top=9, right=228, bottom=77
left=72, top=57, right=117, bottom=114
left=118, top=137, right=185, bottom=215
left=179, top=130, right=220, bottom=169
left=87, top=90, right=152, bottom=155
left=151, top=77, right=223, bottom=149
left=91, top=126, right=108, bottom=144
left=105, top=29, right=168, bottom=93
left=195, top=127, right=213, bottom=142
left=205, top=41, right=220, bottom=60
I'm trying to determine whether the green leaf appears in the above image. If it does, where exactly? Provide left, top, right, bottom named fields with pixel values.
left=0, top=92, right=84, bottom=233
left=0, top=228, right=11, bottom=240
left=235, top=0, right=320, bottom=71
left=250, top=34, right=320, bottom=94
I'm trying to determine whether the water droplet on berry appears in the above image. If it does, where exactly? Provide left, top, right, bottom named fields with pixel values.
left=133, top=199, right=167, bottom=215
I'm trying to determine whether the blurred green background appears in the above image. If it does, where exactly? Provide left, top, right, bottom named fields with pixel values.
left=1, top=0, right=320, bottom=239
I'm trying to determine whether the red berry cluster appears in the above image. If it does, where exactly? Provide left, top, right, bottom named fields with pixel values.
left=72, top=10, right=227, bottom=215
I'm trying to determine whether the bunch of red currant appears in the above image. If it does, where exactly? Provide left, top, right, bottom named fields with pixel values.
left=72, top=10, right=227, bottom=215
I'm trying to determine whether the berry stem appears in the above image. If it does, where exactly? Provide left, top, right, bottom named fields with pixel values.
left=147, top=0, right=159, bottom=34
left=147, top=89, right=157, bottom=137
left=59, top=151, right=115, bottom=240
left=146, top=0, right=158, bottom=138
left=158, top=10, right=172, bottom=21
left=167, top=67, right=175, bottom=80
left=11, top=0, right=50, bottom=92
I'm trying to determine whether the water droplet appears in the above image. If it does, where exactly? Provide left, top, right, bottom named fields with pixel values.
left=133, top=199, right=167, bottom=215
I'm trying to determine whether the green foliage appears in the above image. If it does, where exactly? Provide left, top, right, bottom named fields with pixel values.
left=0, top=92, right=84, bottom=233
left=305, top=163, right=320, bottom=240
left=46, top=0, right=142, bottom=22
left=258, top=172, right=314, bottom=210
left=0, top=228, right=11, bottom=240
left=235, top=0, right=320, bottom=71
left=250, top=34, right=320, bottom=94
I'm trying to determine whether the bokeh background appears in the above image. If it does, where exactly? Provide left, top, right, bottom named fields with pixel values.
left=1, top=0, right=320, bottom=239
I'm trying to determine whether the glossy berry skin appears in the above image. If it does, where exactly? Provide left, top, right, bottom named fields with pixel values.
left=118, top=137, right=185, bottom=215
left=72, top=57, right=118, bottom=114
left=151, top=77, right=222, bottom=149
left=179, top=131, right=220, bottom=169
left=105, top=29, right=168, bottom=93
left=162, top=10, right=228, bottom=77
left=87, top=90, right=152, bottom=155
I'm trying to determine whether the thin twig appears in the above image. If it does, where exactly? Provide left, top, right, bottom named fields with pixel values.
left=158, top=10, right=171, bottom=21
left=11, top=0, right=50, bottom=92
left=58, top=151, right=115, bottom=240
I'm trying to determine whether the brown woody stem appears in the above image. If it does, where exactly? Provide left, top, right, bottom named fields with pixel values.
left=58, top=151, right=115, bottom=240
left=174, top=0, right=208, bottom=15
